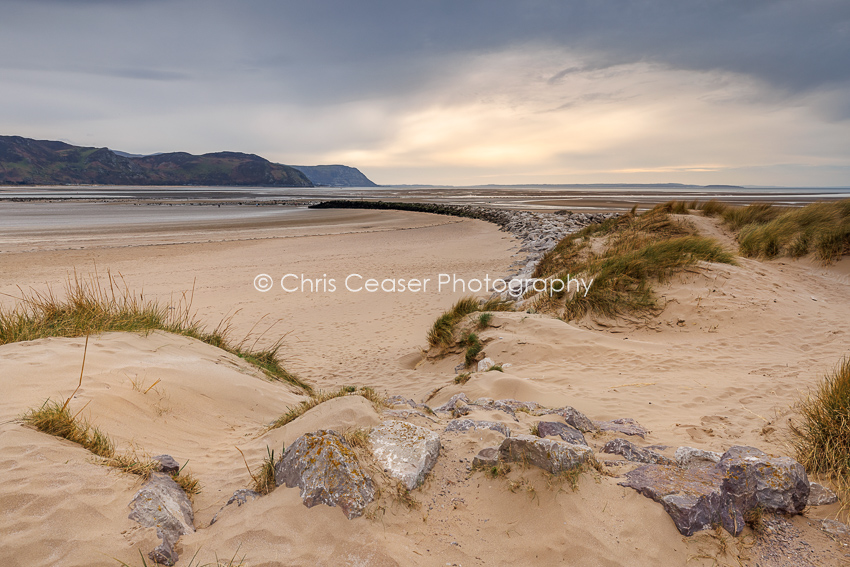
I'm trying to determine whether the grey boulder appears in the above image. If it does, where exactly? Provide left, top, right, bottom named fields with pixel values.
left=128, top=472, right=195, bottom=566
left=498, top=434, right=592, bottom=474
left=472, top=447, right=500, bottom=469
left=536, top=406, right=597, bottom=433
left=594, top=417, right=648, bottom=438
left=209, top=489, right=260, bottom=526
left=369, top=420, right=441, bottom=490
left=274, top=430, right=374, bottom=519
left=717, top=446, right=809, bottom=516
left=152, top=454, right=180, bottom=474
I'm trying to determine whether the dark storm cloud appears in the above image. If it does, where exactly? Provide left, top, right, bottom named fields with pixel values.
left=3, top=0, right=849, bottom=96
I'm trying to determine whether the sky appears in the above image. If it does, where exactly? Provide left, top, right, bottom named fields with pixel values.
left=1, top=0, right=849, bottom=186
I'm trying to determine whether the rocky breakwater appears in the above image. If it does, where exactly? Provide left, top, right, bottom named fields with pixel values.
left=309, top=200, right=618, bottom=290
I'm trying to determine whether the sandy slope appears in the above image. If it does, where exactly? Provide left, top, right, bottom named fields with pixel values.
left=1, top=208, right=849, bottom=566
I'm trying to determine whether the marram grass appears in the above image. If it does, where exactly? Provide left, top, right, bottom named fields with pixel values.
left=269, top=386, right=388, bottom=430
left=426, top=296, right=513, bottom=349
left=0, top=271, right=309, bottom=392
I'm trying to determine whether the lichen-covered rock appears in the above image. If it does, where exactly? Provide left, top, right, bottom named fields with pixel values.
left=808, top=482, right=838, bottom=506
left=446, top=419, right=511, bottom=437
left=717, top=446, right=809, bottom=516
left=369, top=420, right=441, bottom=490
left=536, top=406, right=597, bottom=433
left=594, top=417, right=648, bottom=438
left=536, top=421, right=587, bottom=446
left=620, top=464, right=737, bottom=536
left=498, top=434, right=592, bottom=474
left=472, top=447, right=500, bottom=469
left=675, top=446, right=721, bottom=468
left=602, top=438, right=673, bottom=465
left=477, top=357, right=495, bottom=371
left=274, top=430, right=374, bottom=519
left=209, top=489, right=260, bottom=526
left=128, top=472, right=195, bottom=566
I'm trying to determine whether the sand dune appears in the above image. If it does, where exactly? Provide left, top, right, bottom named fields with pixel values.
left=1, top=208, right=848, bottom=566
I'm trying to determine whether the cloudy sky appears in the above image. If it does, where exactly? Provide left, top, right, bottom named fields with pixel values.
left=2, top=1, right=849, bottom=186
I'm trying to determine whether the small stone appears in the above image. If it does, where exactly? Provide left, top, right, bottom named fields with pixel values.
left=822, top=519, right=850, bottom=536
left=152, top=454, right=180, bottom=474
left=472, top=447, right=499, bottom=469
left=808, top=482, right=838, bottom=506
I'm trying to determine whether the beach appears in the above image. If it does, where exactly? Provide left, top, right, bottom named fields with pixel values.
left=1, top=198, right=849, bottom=566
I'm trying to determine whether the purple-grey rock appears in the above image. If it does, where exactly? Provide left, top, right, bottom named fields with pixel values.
left=369, top=420, right=441, bottom=490
left=602, top=438, right=673, bottom=465
left=274, top=430, right=374, bottom=519
left=808, top=482, right=838, bottom=506
left=822, top=519, right=850, bottom=536
left=620, top=464, right=738, bottom=536
left=128, top=472, right=195, bottom=566
left=471, top=398, right=518, bottom=420
left=536, top=406, right=597, bottom=433
left=498, top=434, right=592, bottom=474
left=152, top=454, right=180, bottom=474
left=209, top=489, right=260, bottom=525
left=446, top=419, right=511, bottom=437
left=536, top=421, right=587, bottom=446
left=595, top=417, right=649, bottom=438
left=717, top=446, right=809, bottom=516
left=675, top=446, right=721, bottom=468
left=472, top=447, right=500, bottom=469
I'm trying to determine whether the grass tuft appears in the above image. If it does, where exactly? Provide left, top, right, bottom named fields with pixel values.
left=0, top=272, right=308, bottom=392
left=23, top=400, right=115, bottom=458
left=454, top=372, right=472, bottom=385
left=426, top=296, right=512, bottom=349
left=791, top=357, right=850, bottom=489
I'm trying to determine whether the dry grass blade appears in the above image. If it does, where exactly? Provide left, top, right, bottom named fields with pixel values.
left=269, top=386, right=388, bottom=430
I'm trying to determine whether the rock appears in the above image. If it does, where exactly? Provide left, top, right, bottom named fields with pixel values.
left=537, top=406, right=597, bottom=433
left=128, top=472, right=195, bottom=566
left=621, top=446, right=811, bottom=536
left=498, top=435, right=592, bottom=474
left=594, top=417, right=648, bottom=438
left=675, top=446, right=721, bottom=468
left=445, top=419, right=511, bottom=437
left=472, top=447, right=500, bottom=469
left=383, top=408, right=438, bottom=422
left=602, top=438, right=673, bottom=465
left=471, top=398, right=518, bottom=420
left=536, top=421, right=587, bottom=446
left=152, top=455, right=180, bottom=474
left=477, top=357, right=495, bottom=372
left=210, top=489, right=260, bottom=525
left=274, top=430, right=374, bottom=519
left=369, top=420, right=441, bottom=490
left=717, top=446, right=809, bottom=516
left=822, top=519, right=850, bottom=537
left=434, top=393, right=471, bottom=413
left=808, top=482, right=838, bottom=506
left=620, top=464, right=736, bottom=536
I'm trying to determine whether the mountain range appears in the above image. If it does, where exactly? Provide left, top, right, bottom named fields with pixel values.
left=0, top=136, right=376, bottom=187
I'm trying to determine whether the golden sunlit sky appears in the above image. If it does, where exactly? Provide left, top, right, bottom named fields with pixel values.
left=2, top=1, right=849, bottom=186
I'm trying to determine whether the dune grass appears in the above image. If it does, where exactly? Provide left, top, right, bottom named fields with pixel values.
left=460, top=331, right=483, bottom=367
left=426, top=296, right=512, bottom=349
left=731, top=200, right=850, bottom=263
left=0, top=272, right=309, bottom=392
left=792, top=357, right=850, bottom=493
left=116, top=548, right=247, bottom=567
left=268, top=386, right=388, bottom=430
left=531, top=207, right=736, bottom=320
